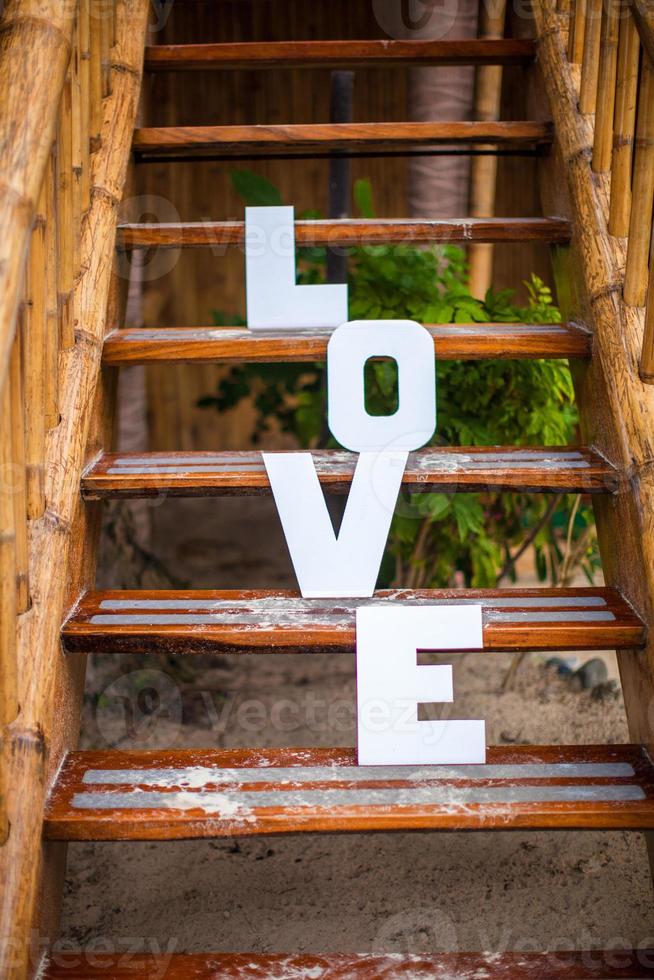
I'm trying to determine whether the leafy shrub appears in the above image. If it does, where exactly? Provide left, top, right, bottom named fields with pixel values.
left=200, top=172, right=598, bottom=590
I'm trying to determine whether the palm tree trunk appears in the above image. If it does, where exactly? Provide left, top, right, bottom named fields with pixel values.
left=375, top=0, right=480, bottom=216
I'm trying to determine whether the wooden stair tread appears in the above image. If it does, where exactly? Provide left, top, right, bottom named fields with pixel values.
left=44, top=744, right=654, bottom=840
left=61, top=587, right=644, bottom=655
left=145, top=38, right=537, bottom=71
left=117, top=217, right=571, bottom=249
left=103, top=323, right=591, bottom=363
left=40, top=949, right=654, bottom=978
left=132, top=121, right=552, bottom=161
left=82, top=447, right=618, bottom=500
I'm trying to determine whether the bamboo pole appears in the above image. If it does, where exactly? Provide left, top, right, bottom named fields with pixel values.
left=57, top=71, right=75, bottom=349
left=579, top=0, right=603, bottom=113
left=90, top=0, right=104, bottom=148
left=72, top=18, right=84, bottom=282
left=24, top=190, right=48, bottom=519
left=0, top=4, right=151, bottom=973
left=468, top=0, right=507, bottom=300
left=624, top=56, right=654, bottom=305
left=101, top=0, right=112, bottom=98
left=609, top=9, right=640, bottom=236
left=0, top=0, right=76, bottom=392
left=44, top=149, right=60, bottom=430
left=630, top=0, right=654, bottom=65
left=80, top=0, right=92, bottom=211
left=0, top=377, right=18, bottom=730
left=568, top=0, right=587, bottom=62
left=533, top=0, right=654, bottom=788
left=592, top=0, right=621, bottom=172
left=110, top=0, right=118, bottom=47
left=0, top=367, right=18, bottom=849
left=9, top=326, right=29, bottom=613
left=640, top=224, right=654, bottom=379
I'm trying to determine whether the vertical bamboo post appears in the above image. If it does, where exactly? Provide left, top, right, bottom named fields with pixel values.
left=468, top=0, right=507, bottom=300
left=44, top=149, right=60, bottom=430
left=89, top=0, right=104, bottom=148
left=0, top=372, right=18, bottom=846
left=57, top=70, right=75, bottom=349
left=9, top=327, right=29, bottom=612
left=71, top=17, right=84, bottom=282
left=79, top=0, right=92, bottom=211
left=609, top=9, right=640, bottom=235
left=110, top=0, right=117, bottom=47
left=639, top=224, right=654, bottom=380
left=568, top=0, right=587, bottom=62
left=0, top=377, right=19, bottom=730
left=624, top=56, right=654, bottom=305
left=24, top=188, right=48, bottom=519
left=100, top=0, right=112, bottom=98
left=592, top=0, right=620, bottom=172
left=579, top=0, right=602, bottom=113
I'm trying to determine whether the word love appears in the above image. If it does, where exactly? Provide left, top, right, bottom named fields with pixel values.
left=245, top=206, right=485, bottom=765
left=247, top=205, right=436, bottom=598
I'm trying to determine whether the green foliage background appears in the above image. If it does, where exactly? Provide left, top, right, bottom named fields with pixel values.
left=200, top=171, right=599, bottom=590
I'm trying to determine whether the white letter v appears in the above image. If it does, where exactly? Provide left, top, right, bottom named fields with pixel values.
left=263, top=451, right=408, bottom=598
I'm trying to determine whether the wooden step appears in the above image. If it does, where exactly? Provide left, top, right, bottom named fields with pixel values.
left=40, top=949, right=654, bottom=979
left=145, top=38, right=537, bottom=72
left=81, top=447, right=618, bottom=500
left=117, top=217, right=571, bottom=249
left=44, top=744, right=654, bottom=841
left=132, top=121, right=552, bottom=162
left=61, top=587, right=644, bottom=655
left=103, top=323, right=592, bottom=363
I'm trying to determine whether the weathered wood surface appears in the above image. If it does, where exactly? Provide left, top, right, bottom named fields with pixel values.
left=132, top=121, right=553, bottom=161
left=61, top=587, right=645, bottom=655
left=0, top=3, right=150, bottom=977
left=44, top=744, right=654, bottom=840
left=103, top=323, right=591, bottom=363
left=0, top=0, right=76, bottom=390
left=81, top=446, right=618, bottom=499
left=40, top=949, right=654, bottom=979
left=145, top=38, right=536, bottom=71
left=117, top=217, right=572, bottom=249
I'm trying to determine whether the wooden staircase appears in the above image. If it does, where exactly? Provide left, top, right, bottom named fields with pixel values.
left=4, top=0, right=654, bottom=977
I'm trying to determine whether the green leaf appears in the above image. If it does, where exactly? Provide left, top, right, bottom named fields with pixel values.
left=354, top=178, right=375, bottom=219
left=231, top=169, right=284, bottom=207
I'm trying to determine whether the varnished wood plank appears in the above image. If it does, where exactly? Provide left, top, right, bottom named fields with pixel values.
left=103, top=323, right=591, bottom=363
left=117, top=217, right=572, bottom=249
left=132, top=121, right=553, bottom=161
left=44, top=744, right=654, bottom=841
left=61, top=587, right=645, bottom=655
left=81, top=447, right=618, bottom=499
left=41, top=949, right=654, bottom=979
left=144, top=38, right=537, bottom=72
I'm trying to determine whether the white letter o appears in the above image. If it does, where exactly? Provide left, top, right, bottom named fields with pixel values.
left=327, top=320, right=436, bottom=453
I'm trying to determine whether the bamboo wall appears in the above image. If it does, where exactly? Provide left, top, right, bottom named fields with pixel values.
left=137, top=0, right=550, bottom=451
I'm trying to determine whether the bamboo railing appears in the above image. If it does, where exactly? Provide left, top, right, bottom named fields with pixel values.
left=0, top=0, right=119, bottom=879
left=0, top=3, right=149, bottom=971
left=562, top=0, right=654, bottom=380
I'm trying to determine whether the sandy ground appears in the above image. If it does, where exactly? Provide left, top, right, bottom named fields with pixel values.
left=57, top=497, right=654, bottom=963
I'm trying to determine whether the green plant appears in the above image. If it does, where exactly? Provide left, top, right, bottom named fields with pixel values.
left=200, top=171, right=599, bottom=591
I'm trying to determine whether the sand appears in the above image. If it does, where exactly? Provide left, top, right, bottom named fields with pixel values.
left=56, top=497, right=654, bottom=961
